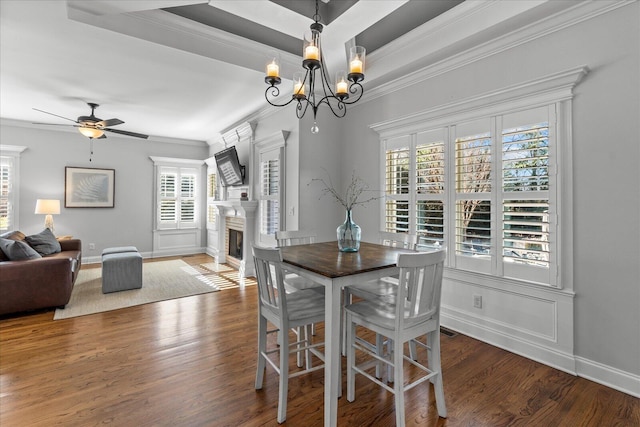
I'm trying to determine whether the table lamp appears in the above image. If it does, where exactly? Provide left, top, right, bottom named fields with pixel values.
left=34, top=199, right=60, bottom=231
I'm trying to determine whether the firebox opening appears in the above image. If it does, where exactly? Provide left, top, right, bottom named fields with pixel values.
left=229, top=229, right=243, bottom=260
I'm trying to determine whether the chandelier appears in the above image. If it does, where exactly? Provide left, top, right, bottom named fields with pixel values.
left=264, top=0, right=366, bottom=133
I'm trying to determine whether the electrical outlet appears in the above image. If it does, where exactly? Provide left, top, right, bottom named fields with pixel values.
left=89, top=243, right=95, bottom=250
left=473, top=295, right=482, bottom=309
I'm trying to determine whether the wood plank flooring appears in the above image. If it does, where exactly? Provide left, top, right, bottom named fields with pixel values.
left=1, top=254, right=638, bottom=426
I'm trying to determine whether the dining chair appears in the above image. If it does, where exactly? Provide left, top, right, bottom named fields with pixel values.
left=342, top=232, right=416, bottom=363
left=275, top=230, right=323, bottom=292
left=345, top=250, right=447, bottom=427
left=275, top=229, right=324, bottom=345
left=252, top=245, right=326, bottom=424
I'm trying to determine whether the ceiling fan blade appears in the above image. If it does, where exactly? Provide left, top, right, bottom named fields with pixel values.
left=32, top=122, right=76, bottom=127
left=32, top=108, right=78, bottom=123
left=104, top=128, right=149, bottom=139
left=97, top=118, right=124, bottom=127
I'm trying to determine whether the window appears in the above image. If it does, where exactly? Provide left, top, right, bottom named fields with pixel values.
left=206, top=171, right=217, bottom=228
left=381, top=106, right=557, bottom=286
left=254, top=131, right=287, bottom=247
left=0, top=146, right=26, bottom=232
left=259, top=153, right=280, bottom=236
left=151, top=158, right=203, bottom=230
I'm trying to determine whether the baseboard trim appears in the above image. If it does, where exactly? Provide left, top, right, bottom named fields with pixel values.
left=82, top=249, right=204, bottom=265
left=442, top=312, right=639, bottom=397
left=575, top=356, right=640, bottom=398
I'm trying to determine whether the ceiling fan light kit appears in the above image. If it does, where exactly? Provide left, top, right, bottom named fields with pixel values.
left=33, top=102, right=149, bottom=161
left=264, top=0, right=365, bottom=134
left=78, top=126, right=104, bottom=139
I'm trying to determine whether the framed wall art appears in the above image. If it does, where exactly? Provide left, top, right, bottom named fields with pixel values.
left=65, top=167, right=115, bottom=208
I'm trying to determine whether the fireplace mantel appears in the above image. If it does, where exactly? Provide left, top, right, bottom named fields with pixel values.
left=212, top=200, right=258, bottom=279
left=212, top=200, right=258, bottom=216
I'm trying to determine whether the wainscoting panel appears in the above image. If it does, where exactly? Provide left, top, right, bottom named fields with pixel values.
left=440, top=269, right=576, bottom=375
left=153, top=228, right=203, bottom=258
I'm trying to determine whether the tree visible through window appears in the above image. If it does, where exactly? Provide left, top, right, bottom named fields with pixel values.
left=382, top=106, right=555, bottom=285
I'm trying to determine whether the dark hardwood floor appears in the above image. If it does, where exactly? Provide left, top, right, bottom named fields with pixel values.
left=1, top=254, right=638, bottom=426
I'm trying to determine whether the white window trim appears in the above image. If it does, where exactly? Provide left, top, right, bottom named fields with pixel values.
left=372, top=66, right=587, bottom=293
left=252, top=131, right=288, bottom=247
left=0, top=145, right=27, bottom=232
left=150, top=156, right=204, bottom=230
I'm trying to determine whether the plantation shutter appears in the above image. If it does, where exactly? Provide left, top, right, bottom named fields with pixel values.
left=500, top=106, right=554, bottom=284
left=454, top=118, right=492, bottom=273
left=260, top=155, right=280, bottom=236
left=207, top=171, right=217, bottom=227
left=180, top=173, right=196, bottom=222
left=416, top=129, right=446, bottom=249
left=158, top=166, right=198, bottom=229
left=384, top=135, right=411, bottom=233
left=0, top=156, right=13, bottom=231
left=159, top=170, right=177, bottom=224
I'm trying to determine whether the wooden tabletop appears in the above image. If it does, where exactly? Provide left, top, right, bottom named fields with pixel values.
left=279, top=241, right=414, bottom=279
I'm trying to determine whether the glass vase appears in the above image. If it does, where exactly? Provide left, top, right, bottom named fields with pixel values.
left=337, top=209, right=361, bottom=252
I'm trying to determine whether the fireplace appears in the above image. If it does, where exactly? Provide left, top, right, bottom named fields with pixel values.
left=228, top=229, right=243, bottom=260
left=211, top=200, right=258, bottom=279
left=224, top=216, right=245, bottom=270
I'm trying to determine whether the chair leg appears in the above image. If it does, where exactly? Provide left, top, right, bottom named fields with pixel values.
left=387, top=338, right=394, bottom=383
left=278, top=326, right=290, bottom=423
left=393, top=338, right=405, bottom=427
left=346, top=313, right=356, bottom=402
left=342, top=289, right=350, bottom=357
left=296, top=326, right=304, bottom=368
left=430, top=330, right=447, bottom=418
left=409, top=339, right=418, bottom=361
left=304, top=325, right=312, bottom=369
left=255, top=316, right=267, bottom=389
left=375, top=333, right=384, bottom=378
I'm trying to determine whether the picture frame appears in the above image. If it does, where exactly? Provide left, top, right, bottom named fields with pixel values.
left=65, top=167, right=115, bottom=208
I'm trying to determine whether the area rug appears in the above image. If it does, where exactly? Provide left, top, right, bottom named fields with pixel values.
left=53, top=259, right=221, bottom=320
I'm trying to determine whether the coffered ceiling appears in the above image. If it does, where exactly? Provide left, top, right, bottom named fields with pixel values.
left=0, top=1, right=578, bottom=143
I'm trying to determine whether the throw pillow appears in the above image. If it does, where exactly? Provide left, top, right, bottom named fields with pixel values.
left=0, top=231, right=26, bottom=261
left=0, top=230, right=26, bottom=241
left=0, top=237, right=42, bottom=261
left=25, top=228, right=62, bottom=256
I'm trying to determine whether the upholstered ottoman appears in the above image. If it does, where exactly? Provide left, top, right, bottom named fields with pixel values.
left=102, top=246, right=138, bottom=256
left=101, top=249, right=143, bottom=294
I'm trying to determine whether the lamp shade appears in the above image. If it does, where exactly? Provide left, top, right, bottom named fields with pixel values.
left=78, top=127, right=104, bottom=139
left=35, top=199, right=60, bottom=215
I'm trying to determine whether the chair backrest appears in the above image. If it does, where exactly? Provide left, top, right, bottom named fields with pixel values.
left=252, top=245, right=288, bottom=318
left=276, top=230, right=317, bottom=247
left=395, top=250, right=446, bottom=327
left=379, top=231, right=417, bottom=249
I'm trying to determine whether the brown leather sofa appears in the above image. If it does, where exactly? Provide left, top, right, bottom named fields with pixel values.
left=0, top=238, right=82, bottom=316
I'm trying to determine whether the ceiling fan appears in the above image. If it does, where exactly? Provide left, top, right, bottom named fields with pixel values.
left=33, top=102, right=149, bottom=140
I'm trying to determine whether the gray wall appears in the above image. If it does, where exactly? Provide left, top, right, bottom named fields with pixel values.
left=2, top=123, right=209, bottom=259
left=331, top=4, right=639, bottom=378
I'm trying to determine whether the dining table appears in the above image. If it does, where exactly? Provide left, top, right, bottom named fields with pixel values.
left=279, top=240, right=415, bottom=427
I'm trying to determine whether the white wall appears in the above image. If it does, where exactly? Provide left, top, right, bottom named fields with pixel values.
left=334, top=2, right=639, bottom=392
left=2, top=122, right=209, bottom=260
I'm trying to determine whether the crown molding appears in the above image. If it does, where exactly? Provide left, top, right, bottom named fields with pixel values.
left=363, top=0, right=632, bottom=105
left=1, top=118, right=207, bottom=147
left=370, top=66, right=588, bottom=137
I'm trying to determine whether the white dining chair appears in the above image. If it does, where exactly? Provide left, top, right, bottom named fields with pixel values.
left=252, top=245, right=326, bottom=424
left=345, top=250, right=447, bottom=427
left=342, top=232, right=416, bottom=364
left=275, top=229, right=324, bottom=345
left=275, top=230, right=324, bottom=292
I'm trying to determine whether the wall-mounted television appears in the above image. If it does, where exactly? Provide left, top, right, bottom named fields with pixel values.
left=214, top=146, right=245, bottom=186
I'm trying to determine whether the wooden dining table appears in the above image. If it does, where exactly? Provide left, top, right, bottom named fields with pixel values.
left=279, top=240, right=415, bottom=427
